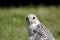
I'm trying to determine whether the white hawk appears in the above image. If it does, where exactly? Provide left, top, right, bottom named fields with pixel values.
left=26, top=14, right=55, bottom=40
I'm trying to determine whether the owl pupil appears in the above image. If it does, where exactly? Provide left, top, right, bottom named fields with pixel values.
left=33, top=17, right=35, bottom=19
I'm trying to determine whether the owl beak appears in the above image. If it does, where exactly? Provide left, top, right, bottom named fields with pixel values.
left=26, top=17, right=29, bottom=20
left=26, top=17, right=30, bottom=22
left=26, top=17, right=30, bottom=24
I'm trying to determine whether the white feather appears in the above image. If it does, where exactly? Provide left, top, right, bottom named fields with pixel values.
left=26, top=14, right=55, bottom=40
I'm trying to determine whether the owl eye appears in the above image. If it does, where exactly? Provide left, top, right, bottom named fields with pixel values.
left=33, top=17, right=35, bottom=19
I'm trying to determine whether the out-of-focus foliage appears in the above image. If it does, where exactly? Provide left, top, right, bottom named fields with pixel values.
left=0, top=5, right=60, bottom=40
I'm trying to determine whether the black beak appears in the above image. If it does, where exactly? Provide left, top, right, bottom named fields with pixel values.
left=26, top=17, right=30, bottom=24
left=26, top=17, right=29, bottom=21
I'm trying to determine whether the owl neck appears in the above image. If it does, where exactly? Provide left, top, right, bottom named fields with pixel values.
left=27, top=19, right=41, bottom=26
left=35, top=19, right=41, bottom=25
left=31, top=19, right=40, bottom=26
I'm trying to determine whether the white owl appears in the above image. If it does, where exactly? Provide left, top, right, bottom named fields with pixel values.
left=26, top=14, right=55, bottom=40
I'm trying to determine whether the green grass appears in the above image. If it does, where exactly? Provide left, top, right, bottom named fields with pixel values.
left=0, top=6, right=60, bottom=40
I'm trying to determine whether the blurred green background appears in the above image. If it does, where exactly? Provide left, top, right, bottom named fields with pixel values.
left=0, top=5, right=60, bottom=40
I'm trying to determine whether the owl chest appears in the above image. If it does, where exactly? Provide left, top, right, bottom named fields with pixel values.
left=28, top=25, right=37, bottom=35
